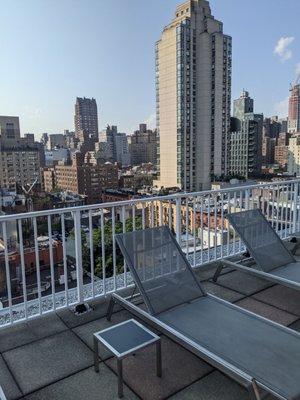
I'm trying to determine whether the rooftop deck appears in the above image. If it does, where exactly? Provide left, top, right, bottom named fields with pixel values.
left=1, top=259, right=300, bottom=400
left=1, top=180, right=300, bottom=399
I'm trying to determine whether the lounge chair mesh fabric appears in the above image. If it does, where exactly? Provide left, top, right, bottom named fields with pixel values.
left=227, top=209, right=295, bottom=272
left=115, top=225, right=300, bottom=399
left=116, top=226, right=204, bottom=315
left=158, top=296, right=300, bottom=400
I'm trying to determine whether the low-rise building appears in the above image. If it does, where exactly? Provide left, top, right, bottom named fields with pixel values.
left=0, top=238, right=63, bottom=295
left=119, top=172, right=156, bottom=192
left=101, top=188, right=136, bottom=203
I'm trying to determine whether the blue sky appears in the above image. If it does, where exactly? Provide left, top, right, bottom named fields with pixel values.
left=0, top=0, right=299, bottom=138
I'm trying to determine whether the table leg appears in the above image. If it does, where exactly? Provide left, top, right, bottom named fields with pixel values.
left=117, top=359, right=123, bottom=398
left=156, top=340, right=162, bottom=378
left=94, top=337, right=99, bottom=373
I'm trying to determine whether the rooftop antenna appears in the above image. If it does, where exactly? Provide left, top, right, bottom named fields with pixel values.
left=21, top=176, right=38, bottom=212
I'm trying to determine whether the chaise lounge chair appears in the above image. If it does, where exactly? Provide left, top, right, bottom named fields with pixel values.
left=213, top=209, right=300, bottom=291
left=107, top=225, right=300, bottom=400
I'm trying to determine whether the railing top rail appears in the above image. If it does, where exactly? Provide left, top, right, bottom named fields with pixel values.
left=0, top=178, right=299, bottom=222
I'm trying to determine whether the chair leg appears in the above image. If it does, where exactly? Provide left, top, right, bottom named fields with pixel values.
left=212, top=264, right=223, bottom=282
left=106, top=296, right=115, bottom=321
left=248, top=380, right=262, bottom=400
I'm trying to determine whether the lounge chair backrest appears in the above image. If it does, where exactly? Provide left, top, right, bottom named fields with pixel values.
left=116, top=226, right=206, bottom=315
left=227, top=209, right=295, bottom=272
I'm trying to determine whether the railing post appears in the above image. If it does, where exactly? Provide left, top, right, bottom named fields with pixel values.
left=175, top=198, right=182, bottom=245
left=293, top=182, right=299, bottom=234
left=74, top=210, right=84, bottom=305
left=245, top=188, right=250, bottom=210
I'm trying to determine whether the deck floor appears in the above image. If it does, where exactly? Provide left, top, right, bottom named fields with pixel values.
left=1, top=262, right=300, bottom=400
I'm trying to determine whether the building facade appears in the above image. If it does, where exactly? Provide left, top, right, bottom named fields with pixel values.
left=274, top=132, right=290, bottom=170
left=45, top=148, right=70, bottom=166
left=263, top=116, right=282, bottom=140
left=155, top=0, right=232, bottom=191
left=0, top=116, right=20, bottom=140
left=74, top=97, right=99, bottom=141
left=51, top=159, right=118, bottom=204
left=288, top=84, right=300, bottom=133
left=98, top=125, right=130, bottom=166
left=228, top=91, right=263, bottom=178
left=287, top=134, right=300, bottom=176
left=233, top=91, right=253, bottom=123
left=46, top=134, right=65, bottom=150
left=130, top=124, right=157, bottom=166
left=262, top=135, right=276, bottom=165
left=0, top=116, right=43, bottom=190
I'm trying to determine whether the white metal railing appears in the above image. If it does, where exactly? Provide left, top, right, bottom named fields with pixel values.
left=0, top=385, right=7, bottom=400
left=0, top=179, right=299, bottom=328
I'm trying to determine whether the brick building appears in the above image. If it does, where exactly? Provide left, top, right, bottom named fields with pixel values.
left=43, top=154, right=118, bottom=204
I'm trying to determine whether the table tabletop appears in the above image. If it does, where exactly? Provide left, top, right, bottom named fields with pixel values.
left=94, top=319, right=160, bottom=358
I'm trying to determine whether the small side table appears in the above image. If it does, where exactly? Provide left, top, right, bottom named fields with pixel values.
left=94, top=319, right=162, bottom=398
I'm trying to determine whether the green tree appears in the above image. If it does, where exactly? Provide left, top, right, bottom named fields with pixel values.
left=92, top=216, right=142, bottom=278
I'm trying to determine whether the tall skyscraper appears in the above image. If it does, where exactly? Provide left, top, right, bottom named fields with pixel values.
left=155, top=0, right=232, bottom=191
left=229, top=91, right=263, bottom=179
left=288, top=84, right=300, bottom=133
left=233, top=90, right=253, bottom=123
left=74, top=97, right=99, bottom=141
left=98, top=125, right=130, bottom=166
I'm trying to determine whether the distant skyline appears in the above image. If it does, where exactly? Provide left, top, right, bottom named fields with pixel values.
left=0, top=0, right=300, bottom=138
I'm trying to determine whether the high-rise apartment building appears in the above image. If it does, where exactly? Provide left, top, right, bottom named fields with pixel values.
left=279, top=118, right=288, bottom=134
left=288, top=84, right=300, bottom=133
left=98, top=125, right=117, bottom=162
left=74, top=97, right=99, bottom=141
left=0, top=116, right=20, bottom=140
left=130, top=124, right=157, bottom=166
left=229, top=91, right=263, bottom=179
left=233, top=90, right=253, bottom=123
left=263, top=116, right=282, bottom=139
left=275, top=132, right=290, bottom=170
left=0, top=116, right=43, bottom=190
left=155, top=0, right=232, bottom=191
left=98, top=125, right=130, bottom=166
left=262, top=136, right=276, bottom=165
left=288, top=134, right=300, bottom=176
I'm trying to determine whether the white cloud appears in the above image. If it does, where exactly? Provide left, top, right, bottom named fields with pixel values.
left=144, top=112, right=156, bottom=129
left=23, top=105, right=42, bottom=120
left=274, top=96, right=289, bottom=117
left=274, top=36, right=295, bottom=62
